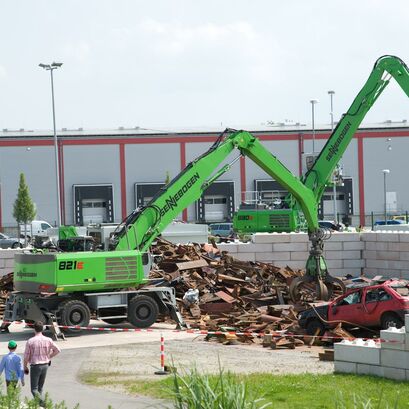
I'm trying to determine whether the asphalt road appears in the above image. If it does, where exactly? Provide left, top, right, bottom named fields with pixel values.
left=0, top=321, right=191, bottom=408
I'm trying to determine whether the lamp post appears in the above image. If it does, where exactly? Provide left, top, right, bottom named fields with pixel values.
left=382, top=169, right=390, bottom=223
left=310, top=99, right=319, bottom=153
left=328, top=90, right=337, bottom=223
left=39, top=62, right=63, bottom=226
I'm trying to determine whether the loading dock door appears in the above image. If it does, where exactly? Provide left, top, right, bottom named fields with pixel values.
left=74, top=184, right=114, bottom=225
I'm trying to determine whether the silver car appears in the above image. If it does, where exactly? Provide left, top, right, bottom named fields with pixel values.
left=0, top=233, right=24, bottom=249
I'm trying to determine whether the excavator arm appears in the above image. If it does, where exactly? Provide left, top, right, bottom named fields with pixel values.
left=110, top=129, right=318, bottom=253
left=304, top=55, right=409, bottom=200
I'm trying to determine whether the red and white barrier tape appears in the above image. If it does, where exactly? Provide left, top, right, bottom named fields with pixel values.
left=1, top=320, right=406, bottom=344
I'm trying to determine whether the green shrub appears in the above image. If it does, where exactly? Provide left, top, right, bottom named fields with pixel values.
left=170, top=366, right=270, bottom=409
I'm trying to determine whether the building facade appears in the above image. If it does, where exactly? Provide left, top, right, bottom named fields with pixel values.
left=0, top=124, right=407, bottom=229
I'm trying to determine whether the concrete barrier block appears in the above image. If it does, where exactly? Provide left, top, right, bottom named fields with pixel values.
left=343, top=259, right=365, bottom=268
left=399, top=252, right=409, bottom=261
left=326, top=259, right=343, bottom=269
left=357, top=364, right=384, bottom=377
left=387, top=260, right=409, bottom=270
left=289, top=233, right=308, bottom=242
left=252, top=233, right=290, bottom=244
left=329, top=233, right=360, bottom=242
left=376, top=233, right=400, bottom=242
left=334, top=340, right=380, bottom=365
left=324, top=242, right=343, bottom=251
left=290, top=251, right=310, bottom=261
left=343, top=241, right=364, bottom=251
left=377, top=251, right=400, bottom=261
left=363, top=250, right=377, bottom=260
left=361, top=232, right=377, bottom=242
left=380, top=328, right=406, bottom=350
left=324, top=251, right=344, bottom=260
left=0, top=258, right=5, bottom=269
left=383, top=367, right=406, bottom=381
left=273, top=243, right=308, bottom=252
left=3, top=267, right=13, bottom=275
left=366, top=259, right=388, bottom=269
left=5, top=259, right=14, bottom=268
left=237, top=243, right=273, bottom=253
left=399, top=233, right=409, bottom=242
left=405, top=315, right=409, bottom=332
left=255, top=252, right=290, bottom=262
left=334, top=361, right=357, bottom=374
left=217, top=244, right=238, bottom=253
left=231, top=253, right=255, bottom=262
left=365, top=242, right=388, bottom=251
left=381, top=349, right=409, bottom=369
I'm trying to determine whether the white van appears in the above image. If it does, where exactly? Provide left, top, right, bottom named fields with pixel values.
left=20, top=220, right=53, bottom=239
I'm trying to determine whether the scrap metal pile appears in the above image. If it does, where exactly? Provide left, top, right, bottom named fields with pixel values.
left=149, top=238, right=339, bottom=347
left=0, top=273, right=13, bottom=319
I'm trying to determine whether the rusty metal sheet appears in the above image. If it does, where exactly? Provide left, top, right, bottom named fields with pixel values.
left=215, top=291, right=236, bottom=303
left=200, top=302, right=234, bottom=313
left=176, top=259, right=208, bottom=270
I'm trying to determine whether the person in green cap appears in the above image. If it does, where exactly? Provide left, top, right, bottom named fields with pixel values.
left=0, top=340, right=25, bottom=388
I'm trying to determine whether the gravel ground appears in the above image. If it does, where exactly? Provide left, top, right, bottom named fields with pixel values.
left=79, top=337, right=334, bottom=381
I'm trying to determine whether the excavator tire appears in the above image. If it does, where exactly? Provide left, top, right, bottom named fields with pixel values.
left=58, top=299, right=91, bottom=333
left=128, top=295, right=159, bottom=328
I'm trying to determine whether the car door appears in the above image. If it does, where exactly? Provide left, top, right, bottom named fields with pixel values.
left=329, top=289, right=364, bottom=326
left=362, top=286, right=395, bottom=326
left=0, top=233, right=6, bottom=249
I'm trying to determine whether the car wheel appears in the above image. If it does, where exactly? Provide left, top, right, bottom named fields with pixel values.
left=381, top=312, right=403, bottom=329
left=58, top=299, right=91, bottom=333
left=306, top=318, right=326, bottom=336
left=12, top=242, right=23, bottom=249
left=127, top=295, right=159, bottom=328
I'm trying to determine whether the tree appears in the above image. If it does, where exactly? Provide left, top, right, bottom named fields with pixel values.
left=13, top=173, right=36, bottom=245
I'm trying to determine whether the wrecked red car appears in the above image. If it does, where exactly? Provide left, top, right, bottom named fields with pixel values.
left=298, top=279, right=409, bottom=335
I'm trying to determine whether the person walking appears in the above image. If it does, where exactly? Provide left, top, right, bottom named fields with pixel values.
left=0, top=340, right=24, bottom=389
left=23, top=321, right=61, bottom=406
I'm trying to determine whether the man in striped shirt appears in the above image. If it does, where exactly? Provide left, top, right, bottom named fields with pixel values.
left=24, top=321, right=61, bottom=406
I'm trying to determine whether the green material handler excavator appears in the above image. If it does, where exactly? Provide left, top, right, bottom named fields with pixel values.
left=4, top=56, right=409, bottom=332
left=234, top=55, right=409, bottom=241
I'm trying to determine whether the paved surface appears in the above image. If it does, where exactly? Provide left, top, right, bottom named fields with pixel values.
left=19, top=348, right=166, bottom=409
left=0, top=320, right=191, bottom=408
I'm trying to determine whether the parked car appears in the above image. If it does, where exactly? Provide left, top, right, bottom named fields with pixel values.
left=374, top=219, right=404, bottom=226
left=208, top=223, right=234, bottom=238
left=0, top=233, right=24, bottom=249
left=298, top=279, right=409, bottom=335
left=318, top=220, right=344, bottom=231
left=20, top=220, right=53, bottom=240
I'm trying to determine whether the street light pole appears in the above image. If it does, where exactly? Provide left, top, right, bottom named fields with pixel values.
left=39, top=62, right=63, bottom=226
left=382, top=169, right=390, bottom=223
left=328, top=90, right=337, bottom=223
left=310, top=99, right=319, bottom=153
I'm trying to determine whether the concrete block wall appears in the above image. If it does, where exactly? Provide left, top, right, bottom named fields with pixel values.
left=0, top=249, right=23, bottom=277
left=362, top=231, right=409, bottom=278
left=334, top=319, right=409, bottom=381
left=219, top=231, right=409, bottom=278
left=219, top=232, right=364, bottom=276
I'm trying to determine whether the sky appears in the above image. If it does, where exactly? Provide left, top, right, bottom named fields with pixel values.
left=0, top=0, right=408, bottom=132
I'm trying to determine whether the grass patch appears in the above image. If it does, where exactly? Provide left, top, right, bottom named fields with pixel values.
left=81, top=371, right=409, bottom=408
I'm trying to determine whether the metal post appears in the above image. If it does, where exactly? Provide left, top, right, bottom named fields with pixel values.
left=39, top=62, right=63, bottom=227
left=382, top=169, right=390, bottom=223
left=328, top=91, right=337, bottom=223
left=50, top=69, right=61, bottom=227
left=310, top=99, right=319, bottom=153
